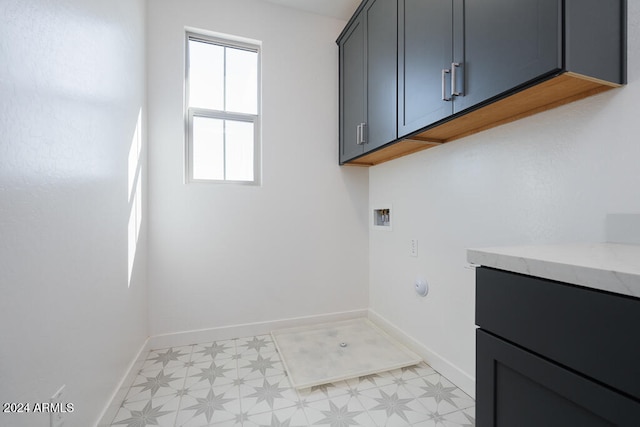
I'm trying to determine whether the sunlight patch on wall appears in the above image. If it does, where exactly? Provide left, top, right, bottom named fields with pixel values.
left=128, top=109, right=143, bottom=287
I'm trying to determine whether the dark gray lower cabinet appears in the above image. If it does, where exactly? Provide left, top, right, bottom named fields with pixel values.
left=476, top=267, right=640, bottom=427
left=477, top=331, right=640, bottom=426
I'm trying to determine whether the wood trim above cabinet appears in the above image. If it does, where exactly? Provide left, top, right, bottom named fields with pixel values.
left=345, top=72, right=618, bottom=167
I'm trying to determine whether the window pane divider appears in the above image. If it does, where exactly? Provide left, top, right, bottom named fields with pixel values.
left=188, top=107, right=257, bottom=123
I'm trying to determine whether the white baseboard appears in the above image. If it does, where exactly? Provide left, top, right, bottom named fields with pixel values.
left=368, top=309, right=476, bottom=399
left=95, top=337, right=151, bottom=427
left=147, top=309, right=369, bottom=350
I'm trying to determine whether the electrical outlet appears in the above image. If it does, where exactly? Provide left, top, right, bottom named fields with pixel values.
left=50, top=385, right=65, bottom=427
left=410, top=239, right=418, bottom=257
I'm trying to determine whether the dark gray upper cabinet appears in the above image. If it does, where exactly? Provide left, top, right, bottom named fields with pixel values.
left=400, top=0, right=563, bottom=136
left=398, top=0, right=453, bottom=137
left=564, top=0, right=626, bottom=85
left=455, top=0, right=562, bottom=113
left=339, top=0, right=626, bottom=166
left=338, top=0, right=397, bottom=164
left=339, top=16, right=366, bottom=163
left=366, top=0, right=398, bottom=151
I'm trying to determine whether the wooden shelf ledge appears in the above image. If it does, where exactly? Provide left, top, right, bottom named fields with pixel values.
left=346, top=73, right=619, bottom=167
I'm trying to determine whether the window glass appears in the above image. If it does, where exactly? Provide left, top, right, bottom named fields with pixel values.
left=225, top=120, right=254, bottom=181
left=186, top=33, right=260, bottom=184
left=192, top=116, right=224, bottom=180
left=188, top=40, right=224, bottom=111
left=226, top=48, right=258, bottom=114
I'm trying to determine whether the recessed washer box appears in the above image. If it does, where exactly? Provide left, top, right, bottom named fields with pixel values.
left=372, top=204, right=392, bottom=231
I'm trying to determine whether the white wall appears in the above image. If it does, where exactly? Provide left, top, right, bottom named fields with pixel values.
left=147, top=0, right=369, bottom=336
left=0, top=0, right=148, bottom=425
left=369, top=2, right=640, bottom=396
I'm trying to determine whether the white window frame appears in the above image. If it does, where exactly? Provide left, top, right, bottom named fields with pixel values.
left=185, top=31, right=261, bottom=185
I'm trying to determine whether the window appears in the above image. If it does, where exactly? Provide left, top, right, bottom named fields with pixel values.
left=185, top=32, right=260, bottom=184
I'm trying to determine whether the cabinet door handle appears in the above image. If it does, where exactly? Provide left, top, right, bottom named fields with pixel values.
left=356, top=123, right=366, bottom=145
left=451, top=62, right=462, bottom=97
left=441, top=68, right=451, bottom=101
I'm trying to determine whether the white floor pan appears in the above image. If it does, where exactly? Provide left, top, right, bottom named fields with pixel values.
left=271, top=318, right=422, bottom=389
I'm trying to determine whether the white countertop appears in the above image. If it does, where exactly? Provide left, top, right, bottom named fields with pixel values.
left=467, top=243, right=640, bottom=299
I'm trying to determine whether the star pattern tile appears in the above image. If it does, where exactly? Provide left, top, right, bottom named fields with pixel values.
left=247, top=378, right=288, bottom=409
left=248, top=354, right=277, bottom=375
left=419, top=379, right=459, bottom=406
left=112, top=400, right=174, bottom=427
left=134, top=370, right=182, bottom=397
left=146, top=347, right=188, bottom=368
left=406, top=373, right=476, bottom=415
left=182, top=388, right=235, bottom=424
left=109, top=333, right=476, bottom=427
left=462, top=408, right=476, bottom=427
left=235, top=411, right=250, bottom=424
left=370, top=390, right=414, bottom=422
left=303, top=395, right=373, bottom=427
left=267, top=412, right=292, bottom=427
left=239, top=336, right=271, bottom=353
left=315, top=400, right=364, bottom=426
left=247, top=405, right=310, bottom=426
left=193, top=340, right=234, bottom=361
left=413, top=406, right=476, bottom=427
left=191, top=361, right=234, bottom=386
left=238, top=353, right=285, bottom=380
left=111, top=394, right=179, bottom=427
left=357, top=384, right=432, bottom=425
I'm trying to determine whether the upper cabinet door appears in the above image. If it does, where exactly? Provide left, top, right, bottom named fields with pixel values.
left=365, top=0, right=398, bottom=151
left=398, top=0, right=453, bottom=138
left=338, top=0, right=624, bottom=166
left=339, top=17, right=366, bottom=163
left=455, top=0, right=562, bottom=113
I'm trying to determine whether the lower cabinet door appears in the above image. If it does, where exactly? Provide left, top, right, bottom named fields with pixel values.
left=476, top=330, right=640, bottom=427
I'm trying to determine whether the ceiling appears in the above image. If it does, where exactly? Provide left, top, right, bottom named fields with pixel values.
left=262, top=0, right=360, bottom=20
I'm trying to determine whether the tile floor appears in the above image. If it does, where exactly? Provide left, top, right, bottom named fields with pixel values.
left=110, top=334, right=475, bottom=427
